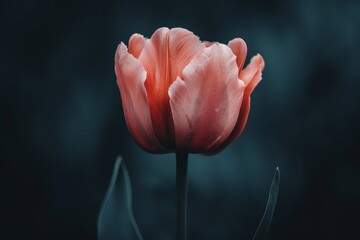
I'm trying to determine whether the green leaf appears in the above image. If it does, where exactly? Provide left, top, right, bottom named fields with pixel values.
left=252, top=167, right=280, bottom=240
left=97, top=156, right=144, bottom=240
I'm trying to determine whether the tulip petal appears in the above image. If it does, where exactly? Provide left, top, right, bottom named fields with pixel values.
left=240, top=54, right=265, bottom=89
left=115, top=43, right=167, bottom=153
left=138, top=27, right=205, bottom=147
left=231, top=54, right=264, bottom=140
left=128, top=34, right=146, bottom=59
left=206, top=54, right=264, bottom=155
left=228, top=38, right=247, bottom=75
left=203, top=41, right=215, bottom=47
left=169, top=28, right=206, bottom=79
left=169, top=43, right=245, bottom=153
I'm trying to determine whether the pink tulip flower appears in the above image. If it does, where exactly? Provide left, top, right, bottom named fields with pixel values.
left=115, top=27, right=264, bottom=155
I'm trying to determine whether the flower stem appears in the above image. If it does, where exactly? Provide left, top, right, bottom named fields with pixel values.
left=176, top=152, right=188, bottom=240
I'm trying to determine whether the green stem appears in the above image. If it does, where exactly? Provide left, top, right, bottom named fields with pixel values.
left=176, top=152, right=188, bottom=240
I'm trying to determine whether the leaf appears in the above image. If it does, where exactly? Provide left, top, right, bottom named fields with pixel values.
left=252, top=167, right=280, bottom=240
left=121, top=157, right=144, bottom=240
left=97, top=156, right=144, bottom=240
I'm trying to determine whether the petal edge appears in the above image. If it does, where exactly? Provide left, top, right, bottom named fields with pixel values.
left=169, top=43, right=245, bottom=153
left=115, top=43, right=167, bottom=153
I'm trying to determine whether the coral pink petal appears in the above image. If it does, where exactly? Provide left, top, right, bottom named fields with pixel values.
left=228, top=38, right=247, bottom=75
left=204, top=98, right=250, bottom=155
left=203, top=41, right=215, bottom=47
left=115, top=43, right=167, bottom=153
left=169, top=28, right=206, bottom=79
left=138, top=27, right=205, bottom=147
left=240, top=54, right=265, bottom=89
left=206, top=54, right=264, bottom=155
left=128, top=34, right=146, bottom=59
left=169, top=43, right=245, bottom=153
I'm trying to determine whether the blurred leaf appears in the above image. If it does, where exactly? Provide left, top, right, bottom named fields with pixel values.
left=97, top=156, right=144, bottom=240
left=252, top=167, right=280, bottom=240
left=122, top=157, right=144, bottom=240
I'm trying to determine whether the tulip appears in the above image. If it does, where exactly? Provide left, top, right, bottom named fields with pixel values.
left=114, top=27, right=264, bottom=240
left=115, top=27, right=264, bottom=155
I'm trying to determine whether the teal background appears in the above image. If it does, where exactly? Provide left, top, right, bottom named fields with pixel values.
left=1, top=0, right=359, bottom=239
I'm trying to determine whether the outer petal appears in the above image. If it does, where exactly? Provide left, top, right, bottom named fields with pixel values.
left=128, top=34, right=146, bottom=59
left=115, top=43, right=167, bottom=153
left=228, top=38, right=247, bottom=75
left=168, top=43, right=245, bottom=153
left=240, top=54, right=265, bottom=92
left=138, top=27, right=205, bottom=148
left=206, top=54, right=264, bottom=155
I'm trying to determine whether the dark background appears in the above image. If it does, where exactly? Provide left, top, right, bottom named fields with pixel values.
left=1, top=0, right=359, bottom=239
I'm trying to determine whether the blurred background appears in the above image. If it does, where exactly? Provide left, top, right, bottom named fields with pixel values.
left=1, top=0, right=359, bottom=239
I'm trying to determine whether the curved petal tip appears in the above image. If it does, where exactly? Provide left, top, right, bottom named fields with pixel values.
left=128, top=34, right=146, bottom=59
